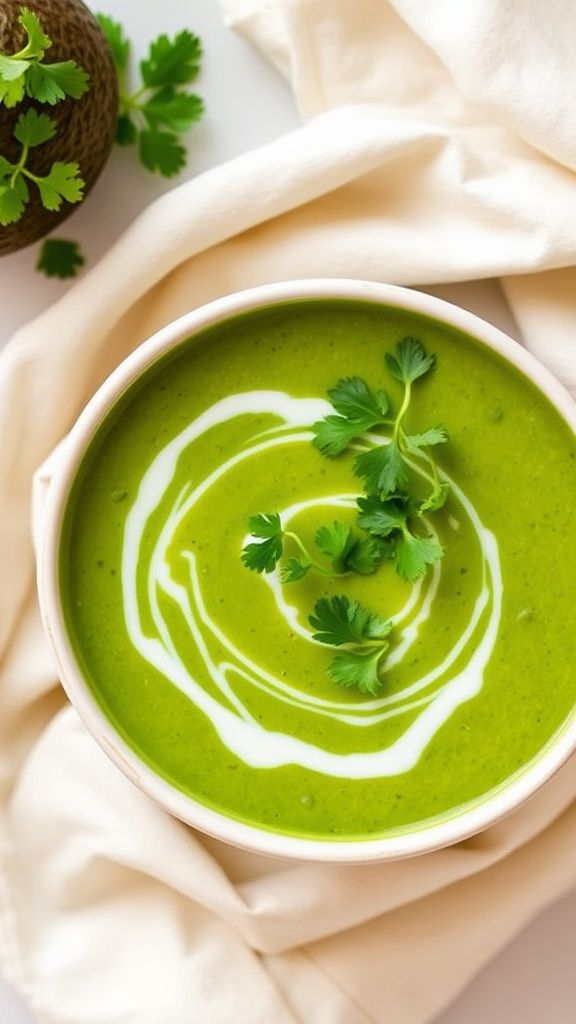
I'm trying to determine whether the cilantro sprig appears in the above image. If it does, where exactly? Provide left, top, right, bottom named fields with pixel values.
left=97, top=14, right=204, bottom=177
left=0, top=109, right=84, bottom=226
left=241, top=513, right=385, bottom=582
left=309, top=596, right=392, bottom=696
left=313, top=337, right=449, bottom=582
left=241, top=335, right=450, bottom=695
left=0, top=7, right=89, bottom=107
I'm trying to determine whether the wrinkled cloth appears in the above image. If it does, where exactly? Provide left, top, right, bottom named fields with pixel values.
left=1, top=1, right=576, bottom=1022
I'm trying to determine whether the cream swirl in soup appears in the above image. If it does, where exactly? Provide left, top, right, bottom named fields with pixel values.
left=122, top=390, right=503, bottom=778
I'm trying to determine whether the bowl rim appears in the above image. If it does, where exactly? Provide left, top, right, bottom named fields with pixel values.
left=37, top=278, right=576, bottom=863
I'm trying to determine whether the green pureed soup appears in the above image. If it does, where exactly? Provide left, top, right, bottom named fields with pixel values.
left=60, top=299, right=576, bottom=840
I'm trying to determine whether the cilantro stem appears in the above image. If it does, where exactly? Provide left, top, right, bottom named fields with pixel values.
left=391, top=378, right=409, bottom=438
left=393, top=380, right=412, bottom=443
left=284, top=531, right=339, bottom=577
left=129, top=84, right=148, bottom=104
left=120, top=84, right=148, bottom=112
left=9, top=39, right=40, bottom=61
left=7, top=143, right=26, bottom=187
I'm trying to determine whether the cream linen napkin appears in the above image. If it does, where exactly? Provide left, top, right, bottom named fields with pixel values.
left=1, top=2, right=576, bottom=1022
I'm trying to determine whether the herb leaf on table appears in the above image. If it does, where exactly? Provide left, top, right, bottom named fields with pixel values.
left=36, top=238, right=85, bottom=278
left=97, top=14, right=205, bottom=178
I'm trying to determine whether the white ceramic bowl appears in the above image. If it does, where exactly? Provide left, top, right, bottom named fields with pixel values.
left=37, top=279, right=576, bottom=862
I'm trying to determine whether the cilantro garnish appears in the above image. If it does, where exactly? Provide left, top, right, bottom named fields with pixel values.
left=312, top=377, right=390, bottom=456
left=241, top=335, right=450, bottom=694
left=354, top=440, right=408, bottom=495
left=357, top=494, right=443, bottom=583
left=396, top=532, right=443, bottom=583
left=241, top=513, right=284, bottom=574
left=309, top=596, right=392, bottom=695
left=36, top=237, right=85, bottom=278
left=280, top=557, right=311, bottom=583
left=0, top=7, right=89, bottom=108
left=241, top=514, right=386, bottom=581
left=0, top=109, right=84, bottom=226
left=353, top=338, right=447, bottom=508
left=385, top=336, right=435, bottom=383
left=97, top=14, right=204, bottom=178
left=314, top=521, right=385, bottom=575
left=309, top=595, right=391, bottom=646
left=314, top=337, right=449, bottom=582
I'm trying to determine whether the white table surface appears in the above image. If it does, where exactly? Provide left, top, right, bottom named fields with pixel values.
left=0, top=1, right=574, bottom=1021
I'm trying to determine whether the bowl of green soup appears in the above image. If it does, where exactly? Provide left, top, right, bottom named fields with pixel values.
left=37, top=279, right=576, bottom=862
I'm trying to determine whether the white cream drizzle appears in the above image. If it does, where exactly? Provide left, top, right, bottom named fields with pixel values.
left=121, top=391, right=502, bottom=778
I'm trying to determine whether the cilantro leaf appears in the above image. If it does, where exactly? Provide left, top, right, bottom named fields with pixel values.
left=328, top=377, right=389, bottom=422
left=242, top=513, right=283, bottom=574
left=25, top=60, right=89, bottom=104
left=0, top=99, right=85, bottom=224
left=106, top=20, right=205, bottom=176
left=344, top=536, right=388, bottom=575
left=36, top=238, right=85, bottom=279
left=247, top=513, right=282, bottom=539
left=140, top=30, right=203, bottom=88
left=0, top=9, right=88, bottom=108
left=356, top=494, right=408, bottom=536
left=138, top=129, right=186, bottom=177
left=35, top=161, right=84, bottom=211
left=18, top=8, right=51, bottom=56
left=96, top=14, right=131, bottom=72
left=328, top=649, right=385, bottom=696
left=0, top=178, right=28, bottom=225
left=404, top=426, right=448, bottom=451
left=314, top=520, right=386, bottom=575
left=386, top=337, right=435, bottom=384
left=0, top=74, right=26, bottom=107
left=142, top=87, right=204, bottom=132
left=312, top=377, right=389, bottom=457
left=312, top=596, right=393, bottom=695
left=419, top=482, right=450, bottom=513
left=280, top=558, right=311, bottom=583
left=314, top=521, right=356, bottom=571
left=311, top=415, right=367, bottom=457
left=13, top=108, right=56, bottom=147
left=396, top=533, right=443, bottom=582
left=0, top=8, right=50, bottom=97
left=309, top=595, right=391, bottom=647
left=0, top=54, right=29, bottom=82
left=354, top=440, right=407, bottom=495
left=116, top=113, right=137, bottom=145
